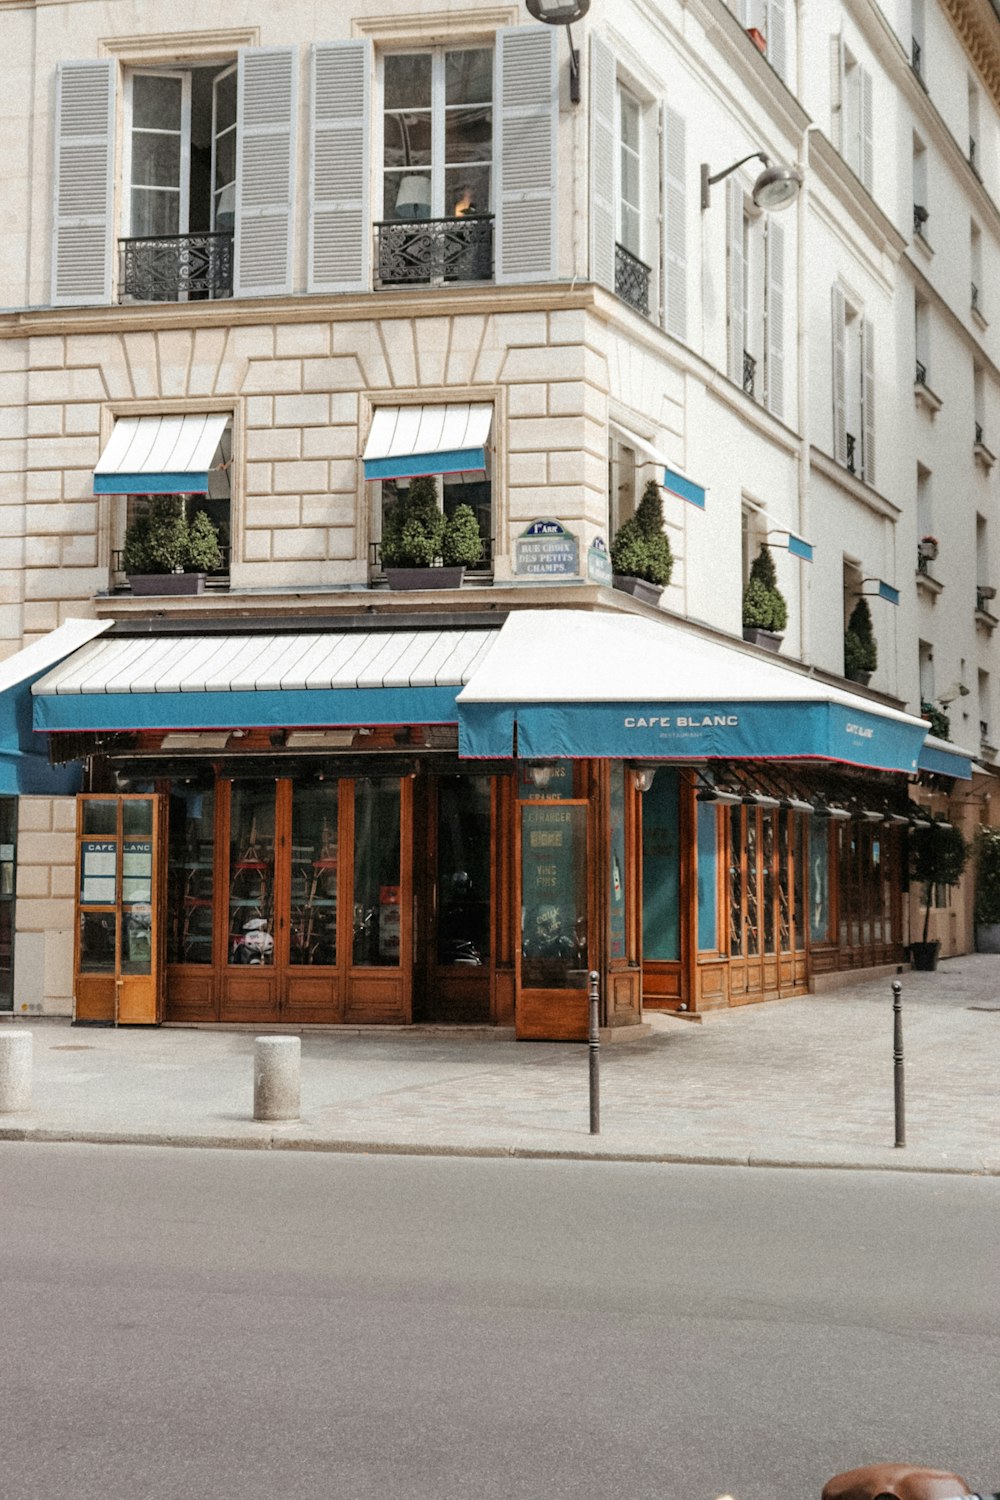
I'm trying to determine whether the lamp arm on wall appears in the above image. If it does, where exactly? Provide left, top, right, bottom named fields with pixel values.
left=700, top=152, right=768, bottom=209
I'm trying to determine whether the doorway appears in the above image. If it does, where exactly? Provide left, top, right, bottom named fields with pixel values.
left=415, top=773, right=493, bottom=1023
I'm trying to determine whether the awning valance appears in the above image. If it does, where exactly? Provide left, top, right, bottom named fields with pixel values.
left=0, top=618, right=111, bottom=792
left=94, top=413, right=229, bottom=494
left=917, top=734, right=975, bottom=780
left=456, top=611, right=928, bottom=773
left=363, top=403, right=492, bottom=481
left=32, top=628, right=498, bottom=734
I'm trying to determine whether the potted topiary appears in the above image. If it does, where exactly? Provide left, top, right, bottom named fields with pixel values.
left=441, top=502, right=485, bottom=574
left=610, top=479, right=673, bottom=605
left=122, top=496, right=222, bottom=596
left=844, top=597, right=878, bottom=685
left=921, top=700, right=951, bottom=741
left=973, top=825, right=1000, bottom=952
left=380, top=475, right=456, bottom=589
left=908, top=818, right=970, bottom=970
left=741, top=543, right=788, bottom=651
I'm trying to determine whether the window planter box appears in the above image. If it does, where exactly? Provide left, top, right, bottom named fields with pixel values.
left=741, top=625, right=783, bottom=653
left=845, top=668, right=872, bottom=687
left=383, top=566, right=465, bottom=591
left=128, top=573, right=205, bottom=596
left=613, top=575, right=663, bottom=607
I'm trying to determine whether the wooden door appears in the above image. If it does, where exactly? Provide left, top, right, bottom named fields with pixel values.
left=75, top=793, right=162, bottom=1024
left=417, top=773, right=493, bottom=1023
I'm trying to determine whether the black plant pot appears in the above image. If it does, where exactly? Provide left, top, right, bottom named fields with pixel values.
left=742, top=625, right=784, bottom=653
left=612, top=575, right=663, bottom=606
left=909, top=939, right=941, bottom=971
left=128, top=572, right=205, bottom=596
left=846, top=668, right=872, bottom=687
left=384, top=566, right=465, bottom=591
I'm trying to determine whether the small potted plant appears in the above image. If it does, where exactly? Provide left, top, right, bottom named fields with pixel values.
left=742, top=542, right=788, bottom=651
left=380, top=476, right=456, bottom=589
left=441, top=502, right=485, bottom=574
left=908, top=818, right=970, bottom=970
left=973, top=825, right=1000, bottom=952
left=610, top=479, right=673, bottom=605
left=122, top=496, right=222, bottom=596
left=918, top=534, right=939, bottom=562
left=844, top=597, right=877, bottom=685
left=920, top=700, right=951, bottom=741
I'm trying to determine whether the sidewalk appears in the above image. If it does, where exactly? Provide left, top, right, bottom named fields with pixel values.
left=1, top=956, right=998, bottom=1173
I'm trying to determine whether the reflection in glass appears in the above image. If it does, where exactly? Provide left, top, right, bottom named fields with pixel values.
left=762, top=812, right=775, bottom=954
left=445, top=49, right=492, bottom=105
left=123, top=799, right=153, bottom=837
left=79, top=911, right=117, bottom=973
left=521, top=803, right=588, bottom=989
left=696, top=801, right=718, bottom=951
left=130, top=189, right=180, bottom=239
left=642, top=769, right=680, bottom=962
left=777, top=811, right=791, bottom=953
left=745, top=814, right=759, bottom=956
left=793, top=815, right=806, bottom=952
left=168, top=786, right=215, bottom=965
left=729, top=805, right=742, bottom=957
left=228, top=783, right=275, bottom=966
left=436, top=776, right=490, bottom=966
left=291, top=781, right=339, bottom=967
left=353, top=779, right=401, bottom=967
left=122, top=904, right=153, bottom=974
left=384, top=53, right=432, bottom=111
left=809, top=816, right=830, bottom=944
left=445, top=165, right=491, bottom=219
left=133, top=73, right=183, bottom=131
left=132, top=132, right=182, bottom=189
left=608, top=763, right=627, bottom=961
left=83, top=800, right=117, bottom=836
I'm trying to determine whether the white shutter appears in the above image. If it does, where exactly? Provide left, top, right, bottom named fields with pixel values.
left=589, top=32, right=616, bottom=293
left=766, top=0, right=787, bottom=80
left=662, top=105, right=687, bottom=341
left=831, top=284, right=848, bottom=467
left=862, top=317, right=876, bottom=486
left=308, top=40, right=370, bottom=293
left=860, top=67, right=874, bottom=193
left=765, top=218, right=785, bottom=419
left=830, top=35, right=844, bottom=152
left=727, top=177, right=745, bottom=386
left=51, top=60, right=115, bottom=307
left=235, top=47, right=297, bottom=298
left=494, top=25, right=558, bottom=284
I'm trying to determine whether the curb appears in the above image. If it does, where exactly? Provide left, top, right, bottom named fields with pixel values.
left=1, top=1123, right=996, bottom=1175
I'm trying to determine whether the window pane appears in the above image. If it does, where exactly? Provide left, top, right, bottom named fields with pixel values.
left=384, top=170, right=433, bottom=222
left=445, top=165, right=491, bottom=218
left=729, top=804, right=742, bottom=957
left=810, top=817, right=830, bottom=943
left=445, top=49, right=492, bottom=105
left=745, top=813, right=759, bottom=955
left=168, top=786, right=215, bottom=965
left=444, top=105, right=493, bottom=164
left=132, top=73, right=183, bottom=131
left=82, top=800, right=117, bottom=836
left=383, top=111, right=432, bottom=170
left=443, top=476, right=491, bottom=558
left=353, top=779, right=401, bottom=967
left=762, top=811, right=775, bottom=953
left=122, top=904, right=153, bottom=974
left=642, top=769, right=680, bottom=962
left=290, top=782, right=339, bottom=967
left=620, top=92, right=640, bottom=151
left=131, top=188, right=180, bottom=238
left=229, top=783, right=275, bottom=966
left=521, top=803, right=588, bottom=989
left=620, top=148, right=640, bottom=209
left=214, top=128, right=236, bottom=192
left=620, top=204, right=641, bottom=257
left=79, top=912, right=117, bottom=973
left=132, top=131, right=182, bottom=189
left=123, top=799, right=153, bottom=837
left=436, top=775, right=491, bottom=966
left=214, top=68, right=237, bottom=132
left=384, top=53, right=432, bottom=110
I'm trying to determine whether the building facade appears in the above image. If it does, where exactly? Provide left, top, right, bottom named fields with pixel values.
left=0, top=0, right=996, bottom=1033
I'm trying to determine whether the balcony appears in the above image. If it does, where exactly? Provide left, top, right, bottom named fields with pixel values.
left=375, top=215, right=493, bottom=287
left=118, top=232, right=233, bottom=304
left=614, top=242, right=652, bottom=317
left=368, top=536, right=494, bottom=579
left=111, top=545, right=231, bottom=593
left=743, top=350, right=757, bottom=399
left=846, top=431, right=857, bottom=475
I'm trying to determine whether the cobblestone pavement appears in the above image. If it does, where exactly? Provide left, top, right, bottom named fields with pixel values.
left=1, top=955, right=998, bottom=1172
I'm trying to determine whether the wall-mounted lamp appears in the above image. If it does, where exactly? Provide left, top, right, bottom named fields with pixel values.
left=909, top=814, right=932, bottom=829
left=528, top=759, right=559, bottom=789
left=858, top=809, right=885, bottom=822
left=780, top=796, right=815, bottom=815
left=700, top=151, right=803, bottom=212
left=696, top=786, right=742, bottom=806
left=632, top=765, right=657, bottom=793
left=742, top=791, right=780, bottom=809
left=813, top=802, right=852, bottom=821
left=525, top=0, right=590, bottom=104
left=938, top=682, right=971, bottom=706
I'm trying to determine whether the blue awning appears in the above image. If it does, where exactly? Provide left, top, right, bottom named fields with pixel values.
left=0, top=619, right=111, bottom=793
left=363, top=404, right=492, bottom=481
left=94, top=413, right=229, bottom=494
left=456, top=611, right=928, bottom=773
left=32, top=627, right=499, bottom=736
left=917, top=735, right=974, bottom=780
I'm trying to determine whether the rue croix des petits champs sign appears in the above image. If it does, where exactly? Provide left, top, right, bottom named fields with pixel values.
left=515, top=519, right=579, bottom=578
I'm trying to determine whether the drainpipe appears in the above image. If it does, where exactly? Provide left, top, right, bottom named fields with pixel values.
left=796, top=0, right=821, bottom=666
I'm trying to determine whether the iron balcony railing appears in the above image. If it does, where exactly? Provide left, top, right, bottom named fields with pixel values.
left=369, top=536, right=494, bottom=575
left=915, top=359, right=927, bottom=386
left=112, top=546, right=231, bottom=587
left=118, top=231, right=233, bottom=303
left=911, top=36, right=923, bottom=79
left=374, top=215, right=493, bottom=286
left=614, top=242, right=652, bottom=317
left=743, top=349, right=757, bottom=398
left=846, top=432, right=857, bottom=475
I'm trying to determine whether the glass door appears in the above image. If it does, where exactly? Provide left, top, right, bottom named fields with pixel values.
left=74, top=795, right=162, bottom=1024
left=0, top=798, right=15, bottom=1012
left=419, top=774, right=492, bottom=1022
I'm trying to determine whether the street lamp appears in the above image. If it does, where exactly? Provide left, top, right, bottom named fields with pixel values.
left=701, top=151, right=803, bottom=212
left=525, top=0, right=590, bottom=104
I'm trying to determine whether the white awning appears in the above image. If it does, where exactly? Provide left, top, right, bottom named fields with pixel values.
left=363, top=403, right=493, bottom=481
left=94, top=413, right=229, bottom=495
left=609, top=421, right=672, bottom=468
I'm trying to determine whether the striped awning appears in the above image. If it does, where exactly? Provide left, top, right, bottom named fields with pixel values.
left=363, top=403, right=493, bottom=481
left=32, top=628, right=499, bottom=734
left=94, top=413, right=229, bottom=494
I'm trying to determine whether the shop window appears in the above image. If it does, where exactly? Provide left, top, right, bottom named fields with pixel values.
left=228, top=782, right=276, bottom=967
left=436, top=775, right=491, bottom=967
left=809, top=815, right=830, bottom=944
left=290, top=781, right=340, bottom=967
left=168, top=784, right=216, bottom=965
left=377, top=46, right=493, bottom=285
left=641, top=769, right=680, bottom=962
left=521, top=802, right=589, bottom=989
left=353, top=778, right=402, bottom=967
left=697, top=801, right=719, bottom=951
left=0, top=798, right=16, bottom=1011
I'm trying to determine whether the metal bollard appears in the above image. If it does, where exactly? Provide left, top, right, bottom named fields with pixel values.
left=588, top=970, right=600, bottom=1135
left=892, top=980, right=905, bottom=1148
left=253, top=1035, right=301, bottom=1122
left=0, top=1030, right=32, bottom=1113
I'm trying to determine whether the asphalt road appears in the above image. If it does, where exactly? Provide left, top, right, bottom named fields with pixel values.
left=1, top=1144, right=997, bottom=1500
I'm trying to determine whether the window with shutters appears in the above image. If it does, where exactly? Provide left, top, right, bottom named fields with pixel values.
left=738, top=0, right=787, bottom=80
left=376, top=47, right=494, bottom=286
left=832, top=42, right=873, bottom=195
left=831, top=287, right=875, bottom=486
left=727, top=182, right=785, bottom=418
left=120, top=64, right=237, bottom=302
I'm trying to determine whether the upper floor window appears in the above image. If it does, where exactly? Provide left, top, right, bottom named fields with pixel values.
left=377, top=48, right=494, bottom=286
left=727, top=178, right=785, bottom=419
left=618, top=88, right=641, bottom=259
left=831, top=38, right=873, bottom=195
left=831, top=285, right=875, bottom=486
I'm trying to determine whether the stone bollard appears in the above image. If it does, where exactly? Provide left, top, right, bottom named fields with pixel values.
left=0, top=1030, right=32, bottom=1113
left=253, top=1035, right=300, bottom=1122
